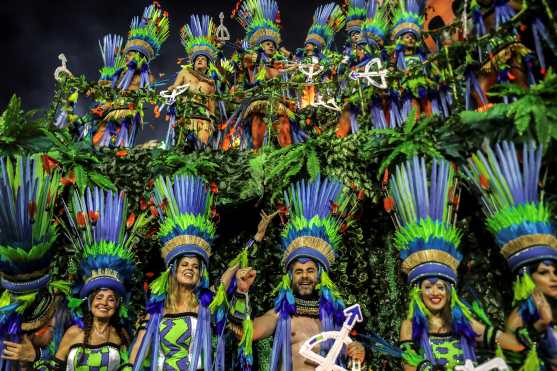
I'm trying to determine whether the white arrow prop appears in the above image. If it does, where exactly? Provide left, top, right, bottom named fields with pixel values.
left=299, top=304, right=363, bottom=371
left=454, top=358, right=509, bottom=371
left=54, top=53, right=73, bottom=82
left=159, top=84, right=189, bottom=106
left=310, top=95, right=341, bottom=112
left=349, top=58, right=388, bottom=89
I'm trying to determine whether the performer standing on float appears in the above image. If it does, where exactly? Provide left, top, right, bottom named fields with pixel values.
left=335, top=0, right=367, bottom=138
left=229, top=178, right=366, bottom=371
left=165, top=14, right=221, bottom=147
left=386, top=157, right=524, bottom=370
left=229, top=0, right=306, bottom=150
left=294, top=3, right=345, bottom=110
left=465, top=141, right=557, bottom=369
left=0, top=156, right=68, bottom=371
left=129, top=176, right=218, bottom=371
left=390, top=0, right=450, bottom=122
left=343, top=0, right=367, bottom=54
left=336, top=0, right=392, bottom=137
left=53, top=188, right=147, bottom=371
left=91, top=4, right=169, bottom=148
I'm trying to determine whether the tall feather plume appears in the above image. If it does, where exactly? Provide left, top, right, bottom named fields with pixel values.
left=464, top=141, right=551, bottom=250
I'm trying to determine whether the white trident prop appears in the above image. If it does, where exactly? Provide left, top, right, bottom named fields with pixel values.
left=299, top=304, right=363, bottom=371
left=349, top=58, right=388, bottom=89
left=54, top=53, right=73, bottom=82
left=454, top=358, right=509, bottom=371
left=299, top=57, right=325, bottom=83
left=216, top=12, right=230, bottom=44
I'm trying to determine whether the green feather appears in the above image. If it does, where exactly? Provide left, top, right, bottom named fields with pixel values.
left=150, top=268, right=170, bottom=296
left=513, top=273, right=536, bottom=305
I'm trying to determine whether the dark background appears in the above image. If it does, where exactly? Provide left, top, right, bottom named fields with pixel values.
left=1, top=0, right=337, bottom=111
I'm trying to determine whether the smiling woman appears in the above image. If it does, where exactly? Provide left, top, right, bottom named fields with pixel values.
left=44, top=188, right=148, bottom=371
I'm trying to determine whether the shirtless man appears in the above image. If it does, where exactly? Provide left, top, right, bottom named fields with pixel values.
left=167, top=55, right=217, bottom=145
left=240, top=39, right=294, bottom=149
left=235, top=259, right=365, bottom=370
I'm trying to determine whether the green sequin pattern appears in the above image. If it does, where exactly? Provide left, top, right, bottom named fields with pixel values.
left=67, top=343, right=124, bottom=371
left=429, top=334, right=465, bottom=369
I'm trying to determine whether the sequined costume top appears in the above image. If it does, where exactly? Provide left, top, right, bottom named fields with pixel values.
left=65, top=342, right=127, bottom=371
left=157, top=312, right=201, bottom=371
left=401, top=332, right=466, bottom=369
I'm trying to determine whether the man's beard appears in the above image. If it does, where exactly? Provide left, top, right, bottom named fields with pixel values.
left=293, top=281, right=318, bottom=300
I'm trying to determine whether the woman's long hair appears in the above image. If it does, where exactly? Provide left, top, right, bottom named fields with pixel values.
left=164, top=255, right=210, bottom=314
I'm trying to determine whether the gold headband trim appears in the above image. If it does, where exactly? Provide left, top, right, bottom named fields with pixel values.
left=501, top=234, right=557, bottom=259
left=190, top=46, right=216, bottom=60
left=21, top=294, right=61, bottom=332
left=402, top=250, right=459, bottom=274
left=346, top=20, right=363, bottom=30
left=391, top=23, right=422, bottom=40
left=282, top=236, right=335, bottom=265
left=2, top=268, right=50, bottom=282
left=250, top=29, right=282, bottom=48
left=306, top=34, right=326, bottom=47
left=85, top=268, right=121, bottom=284
left=124, top=39, right=155, bottom=60
left=162, top=235, right=212, bottom=260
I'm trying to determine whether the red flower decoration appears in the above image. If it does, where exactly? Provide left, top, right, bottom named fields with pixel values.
left=383, top=197, right=395, bottom=213
left=76, top=211, right=87, bottom=228
left=41, top=154, right=59, bottom=173
left=479, top=174, right=490, bottom=190
left=210, top=182, right=219, bottom=194
left=126, top=212, right=136, bottom=229
left=88, top=211, right=99, bottom=224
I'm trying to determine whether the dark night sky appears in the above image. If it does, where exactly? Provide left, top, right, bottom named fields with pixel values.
left=1, top=0, right=336, bottom=111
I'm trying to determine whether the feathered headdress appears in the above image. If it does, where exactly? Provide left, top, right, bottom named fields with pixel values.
left=362, top=0, right=388, bottom=48
left=387, top=158, right=478, bottom=364
left=305, top=3, right=345, bottom=51
left=0, top=155, right=62, bottom=336
left=98, top=34, right=126, bottom=85
left=271, top=177, right=351, bottom=371
left=235, top=0, right=282, bottom=49
left=464, top=141, right=556, bottom=301
left=65, top=188, right=145, bottom=300
left=281, top=177, right=351, bottom=271
left=345, top=0, right=367, bottom=35
left=181, top=14, right=219, bottom=64
left=135, top=175, right=216, bottom=371
left=153, top=175, right=216, bottom=268
left=391, top=0, right=424, bottom=41
left=387, top=157, right=462, bottom=284
left=124, top=3, right=169, bottom=61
